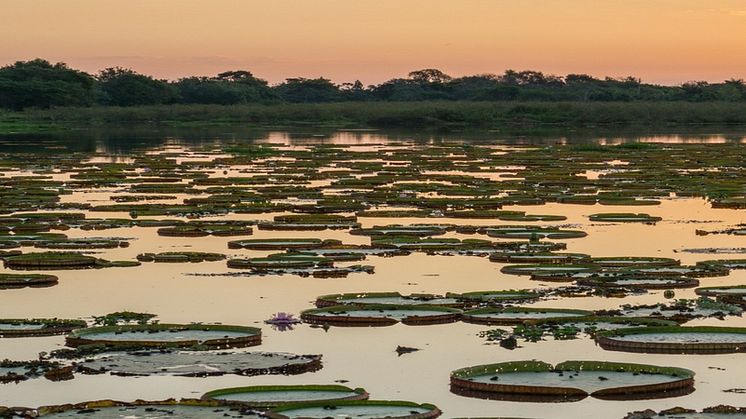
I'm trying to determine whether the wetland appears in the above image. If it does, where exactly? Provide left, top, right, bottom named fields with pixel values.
left=1, top=126, right=746, bottom=418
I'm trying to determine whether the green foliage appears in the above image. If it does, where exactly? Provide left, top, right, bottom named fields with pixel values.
left=176, top=70, right=274, bottom=104
left=96, top=67, right=175, bottom=106
left=274, top=77, right=342, bottom=102
left=3, top=59, right=746, bottom=111
left=0, top=59, right=95, bottom=110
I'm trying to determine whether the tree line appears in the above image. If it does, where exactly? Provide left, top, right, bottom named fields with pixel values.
left=1, top=58, right=745, bottom=110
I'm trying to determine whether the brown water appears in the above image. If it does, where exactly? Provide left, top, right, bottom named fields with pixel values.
left=1, top=130, right=746, bottom=418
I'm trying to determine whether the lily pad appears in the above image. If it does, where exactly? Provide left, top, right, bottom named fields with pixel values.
left=462, top=307, right=593, bottom=325
left=301, top=304, right=462, bottom=326
left=66, top=324, right=261, bottom=349
left=0, top=273, right=58, bottom=289
left=202, top=385, right=368, bottom=408
left=37, top=400, right=263, bottom=418
left=589, top=213, right=662, bottom=223
left=266, top=400, right=441, bottom=419
left=315, top=292, right=463, bottom=308
left=597, top=326, right=746, bottom=354
left=74, top=350, right=322, bottom=377
left=450, top=360, right=694, bottom=402
left=228, top=238, right=332, bottom=250
left=484, top=226, right=587, bottom=240
left=136, top=252, right=226, bottom=263
left=0, top=318, right=86, bottom=337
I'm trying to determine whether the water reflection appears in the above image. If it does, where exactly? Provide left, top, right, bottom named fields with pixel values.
left=1, top=126, right=746, bottom=155
left=1, top=127, right=746, bottom=418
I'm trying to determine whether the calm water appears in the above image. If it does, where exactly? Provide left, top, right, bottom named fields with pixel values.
left=1, top=128, right=746, bottom=418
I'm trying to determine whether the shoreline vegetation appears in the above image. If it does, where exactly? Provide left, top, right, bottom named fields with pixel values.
left=2, top=59, right=746, bottom=133
left=5, top=101, right=746, bottom=134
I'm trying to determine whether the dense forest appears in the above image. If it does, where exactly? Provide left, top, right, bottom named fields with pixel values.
left=1, top=59, right=746, bottom=110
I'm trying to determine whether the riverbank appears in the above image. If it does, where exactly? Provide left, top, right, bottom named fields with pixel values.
left=3, top=101, right=746, bottom=134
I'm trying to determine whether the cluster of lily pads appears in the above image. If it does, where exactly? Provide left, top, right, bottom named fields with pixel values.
left=0, top=312, right=444, bottom=417
left=296, top=289, right=746, bottom=357
left=4, top=140, right=746, bottom=416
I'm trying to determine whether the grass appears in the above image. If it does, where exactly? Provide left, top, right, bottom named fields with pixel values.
left=6, top=101, right=746, bottom=133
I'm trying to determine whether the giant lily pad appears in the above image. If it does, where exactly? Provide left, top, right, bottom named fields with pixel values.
left=625, top=406, right=746, bottom=419
left=202, top=385, right=368, bottom=408
left=695, top=285, right=746, bottom=297
left=37, top=400, right=263, bottom=418
left=3, top=252, right=138, bottom=270
left=591, top=257, right=680, bottom=268
left=597, top=326, right=746, bottom=354
left=450, top=360, right=694, bottom=402
left=589, top=213, right=662, bottom=223
left=489, top=252, right=590, bottom=264
left=266, top=400, right=441, bottom=419
left=484, top=227, right=587, bottom=240
left=315, top=292, right=464, bottom=308
left=301, top=305, right=462, bottom=326
left=462, top=307, right=593, bottom=325
left=74, top=350, right=322, bottom=377
left=454, top=290, right=542, bottom=303
left=0, top=273, right=58, bottom=289
left=500, top=264, right=600, bottom=279
left=228, top=238, right=332, bottom=250
left=577, top=276, right=699, bottom=290
left=66, top=324, right=261, bottom=349
left=136, top=252, right=226, bottom=263
left=0, top=318, right=86, bottom=337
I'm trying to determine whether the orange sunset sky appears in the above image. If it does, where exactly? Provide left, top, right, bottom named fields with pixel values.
left=2, top=0, right=746, bottom=85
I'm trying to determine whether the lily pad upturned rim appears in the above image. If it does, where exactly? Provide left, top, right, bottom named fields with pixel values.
left=590, top=256, right=680, bottom=268
left=0, top=273, right=58, bottom=288
left=3, top=252, right=98, bottom=268
left=695, top=285, right=746, bottom=297
left=300, top=304, right=463, bottom=326
left=461, top=307, right=594, bottom=325
left=227, top=238, right=327, bottom=250
left=597, top=326, right=746, bottom=354
left=0, top=318, right=87, bottom=337
left=500, top=264, right=601, bottom=277
left=522, top=315, right=678, bottom=328
left=66, top=323, right=262, bottom=349
left=489, top=252, right=591, bottom=264
left=450, top=360, right=694, bottom=401
left=266, top=399, right=441, bottom=419
left=576, top=276, right=700, bottom=290
left=36, top=398, right=254, bottom=417
left=453, top=290, right=542, bottom=302
left=201, top=384, right=368, bottom=408
left=588, top=213, right=662, bottom=223
left=314, top=292, right=466, bottom=308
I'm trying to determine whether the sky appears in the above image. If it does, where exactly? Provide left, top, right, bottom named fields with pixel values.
left=2, top=0, right=746, bottom=85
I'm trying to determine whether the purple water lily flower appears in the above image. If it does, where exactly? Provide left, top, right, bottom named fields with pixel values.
left=265, top=312, right=301, bottom=331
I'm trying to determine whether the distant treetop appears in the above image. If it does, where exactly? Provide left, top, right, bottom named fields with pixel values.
left=1, top=58, right=745, bottom=109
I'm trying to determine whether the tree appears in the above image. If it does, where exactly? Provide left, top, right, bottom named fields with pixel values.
left=0, top=59, right=95, bottom=110
left=273, top=78, right=342, bottom=102
left=408, top=69, right=452, bottom=84
left=96, top=67, right=175, bottom=106
left=340, top=80, right=367, bottom=101
left=175, top=71, right=274, bottom=104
